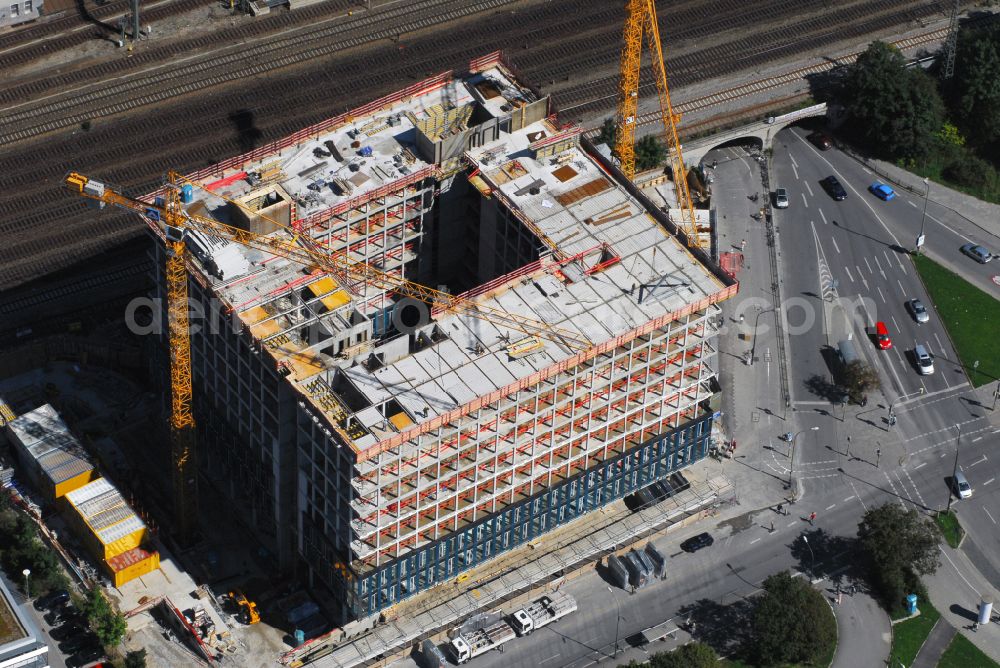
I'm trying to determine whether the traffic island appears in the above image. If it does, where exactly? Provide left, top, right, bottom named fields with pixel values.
left=935, top=511, right=964, bottom=549
left=938, top=631, right=1000, bottom=668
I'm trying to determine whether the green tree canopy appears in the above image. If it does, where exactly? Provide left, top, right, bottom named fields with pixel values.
left=858, top=503, right=940, bottom=608
left=649, top=641, right=718, bottom=668
left=844, top=41, right=945, bottom=159
left=124, top=649, right=147, bottom=668
left=841, top=359, right=881, bottom=403
left=596, top=118, right=618, bottom=147
left=950, top=25, right=1000, bottom=144
left=753, top=571, right=837, bottom=666
left=635, top=134, right=666, bottom=171
left=81, top=588, right=128, bottom=648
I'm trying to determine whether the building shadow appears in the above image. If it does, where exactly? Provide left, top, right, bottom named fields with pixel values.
left=75, top=0, right=119, bottom=35
left=677, top=596, right=755, bottom=660
left=229, top=109, right=263, bottom=154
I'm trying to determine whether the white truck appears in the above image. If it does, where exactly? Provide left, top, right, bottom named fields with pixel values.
left=448, top=613, right=516, bottom=664
left=508, top=592, right=578, bottom=636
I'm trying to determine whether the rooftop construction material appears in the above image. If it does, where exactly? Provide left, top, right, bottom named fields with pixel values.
left=77, top=50, right=735, bottom=625
left=4, top=403, right=96, bottom=501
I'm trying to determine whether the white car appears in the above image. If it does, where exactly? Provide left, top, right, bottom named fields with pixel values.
left=774, top=188, right=789, bottom=209
left=914, top=344, right=934, bottom=375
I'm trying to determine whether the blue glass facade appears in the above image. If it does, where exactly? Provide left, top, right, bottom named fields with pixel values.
left=350, top=411, right=713, bottom=617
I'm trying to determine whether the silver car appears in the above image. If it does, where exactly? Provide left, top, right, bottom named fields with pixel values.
left=961, top=243, right=993, bottom=264
left=907, top=298, right=929, bottom=323
left=774, top=188, right=789, bottom=209
left=914, top=344, right=934, bottom=375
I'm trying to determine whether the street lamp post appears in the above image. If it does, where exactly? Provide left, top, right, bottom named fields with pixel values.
left=607, top=585, right=622, bottom=658
left=22, top=569, right=30, bottom=598
left=788, top=427, right=820, bottom=488
left=946, top=424, right=961, bottom=513
left=916, top=177, right=930, bottom=253
left=802, top=536, right=815, bottom=577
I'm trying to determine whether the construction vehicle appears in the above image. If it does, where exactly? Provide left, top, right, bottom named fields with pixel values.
left=447, top=612, right=516, bottom=664
left=229, top=590, right=260, bottom=625
left=508, top=592, right=577, bottom=636
left=615, top=0, right=702, bottom=248
left=63, top=170, right=591, bottom=542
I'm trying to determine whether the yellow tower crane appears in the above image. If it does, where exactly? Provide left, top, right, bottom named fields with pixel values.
left=615, top=0, right=702, bottom=248
left=65, top=171, right=591, bottom=539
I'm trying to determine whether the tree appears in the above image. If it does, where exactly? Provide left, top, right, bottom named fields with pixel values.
left=649, top=641, right=718, bottom=668
left=949, top=25, right=1000, bottom=145
left=595, top=118, right=617, bottom=147
left=858, top=503, right=941, bottom=609
left=124, top=649, right=147, bottom=668
left=843, top=41, right=945, bottom=159
left=635, top=134, right=666, bottom=171
left=752, top=571, right=836, bottom=666
left=841, top=359, right=880, bottom=403
left=81, top=588, right=127, bottom=648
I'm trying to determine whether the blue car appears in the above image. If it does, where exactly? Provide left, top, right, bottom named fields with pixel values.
left=869, top=182, right=896, bottom=201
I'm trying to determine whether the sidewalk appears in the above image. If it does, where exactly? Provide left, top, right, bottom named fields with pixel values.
left=911, top=619, right=956, bottom=668
left=830, top=588, right=891, bottom=668
left=923, top=542, right=1000, bottom=663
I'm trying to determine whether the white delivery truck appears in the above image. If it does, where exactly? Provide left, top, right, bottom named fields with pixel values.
left=448, top=613, right=516, bottom=664
left=508, top=592, right=578, bottom=636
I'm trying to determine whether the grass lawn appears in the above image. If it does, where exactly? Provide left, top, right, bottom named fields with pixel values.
left=913, top=255, right=1000, bottom=388
left=889, top=600, right=941, bottom=668
left=936, top=511, right=964, bottom=549
left=938, top=631, right=1000, bottom=668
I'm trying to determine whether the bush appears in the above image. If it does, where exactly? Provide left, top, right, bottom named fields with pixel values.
left=943, top=154, right=995, bottom=190
left=649, top=642, right=718, bottom=668
left=753, top=571, right=837, bottom=666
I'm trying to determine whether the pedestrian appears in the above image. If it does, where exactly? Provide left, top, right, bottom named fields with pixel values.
left=808, top=512, right=816, bottom=525
left=740, top=239, right=747, bottom=251
left=769, top=521, right=775, bottom=533
left=712, top=160, right=717, bottom=169
left=739, top=313, right=745, bottom=323
left=776, top=503, right=784, bottom=515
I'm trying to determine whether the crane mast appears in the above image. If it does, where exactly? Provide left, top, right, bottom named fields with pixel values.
left=615, top=0, right=701, bottom=248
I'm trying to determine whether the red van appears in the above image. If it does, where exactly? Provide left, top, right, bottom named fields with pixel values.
left=875, top=322, right=892, bottom=350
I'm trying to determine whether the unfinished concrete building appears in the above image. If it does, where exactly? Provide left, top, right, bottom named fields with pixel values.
left=145, top=52, right=736, bottom=622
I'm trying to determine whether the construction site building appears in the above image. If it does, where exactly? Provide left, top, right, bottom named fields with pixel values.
left=64, top=477, right=160, bottom=586
left=143, top=52, right=735, bottom=622
left=4, top=404, right=97, bottom=502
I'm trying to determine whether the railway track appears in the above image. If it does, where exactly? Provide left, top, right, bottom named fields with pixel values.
left=0, top=0, right=954, bottom=291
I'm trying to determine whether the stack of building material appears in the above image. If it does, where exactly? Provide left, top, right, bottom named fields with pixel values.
left=64, top=478, right=160, bottom=586
left=4, top=404, right=96, bottom=502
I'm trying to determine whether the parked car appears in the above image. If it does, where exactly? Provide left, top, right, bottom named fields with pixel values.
left=51, top=620, right=86, bottom=641
left=680, top=532, right=714, bottom=553
left=66, top=646, right=104, bottom=668
left=34, top=589, right=69, bottom=611
left=808, top=131, right=833, bottom=150
left=874, top=321, right=892, bottom=350
left=822, top=176, right=847, bottom=201
left=960, top=243, right=993, bottom=264
left=60, top=634, right=98, bottom=655
left=906, top=298, right=929, bottom=323
left=774, top=188, right=789, bottom=209
left=868, top=182, right=896, bottom=201
left=913, top=344, right=935, bottom=375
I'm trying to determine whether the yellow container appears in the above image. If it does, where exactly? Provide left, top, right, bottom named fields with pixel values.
left=106, top=547, right=160, bottom=587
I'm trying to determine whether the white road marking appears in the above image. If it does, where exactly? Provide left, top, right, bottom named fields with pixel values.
left=819, top=208, right=827, bottom=224
left=984, top=478, right=995, bottom=486
left=790, top=154, right=799, bottom=168
left=941, top=452, right=948, bottom=458
left=925, top=212, right=974, bottom=244
left=831, top=237, right=840, bottom=254
left=804, top=181, right=814, bottom=197
left=864, top=257, right=874, bottom=274
left=897, top=279, right=905, bottom=295
left=934, top=333, right=944, bottom=351
left=750, top=538, right=761, bottom=545
left=787, top=521, right=797, bottom=527
left=877, top=286, right=886, bottom=303
left=939, top=546, right=980, bottom=597
left=874, top=255, right=887, bottom=279
left=969, top=455, right=988, bottom=468
left=825, top=504, right=836, bottom=510
left=845, top=266, right=855, bottom=283
left=844, top=495, right=856, bottom=502
left=862, top=167, right=872, bottom=175
left=985, top=508, right=997, bottom=525
left=915, top=462, right=927, bottom=469
left=973, top=436, right=983, bottom=443
left=849, top=481, right=868, bottom=511
left=891, top=315, right=900, bottom=331
left=908, top=200, right=918, bottom=208
left=883, top=250, right=894, bottom=271
left=540, top=655, right=561, bottom=664
left=802, top=192, right=809, bottom=208
left=792, top=163, right=799, bottom=180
